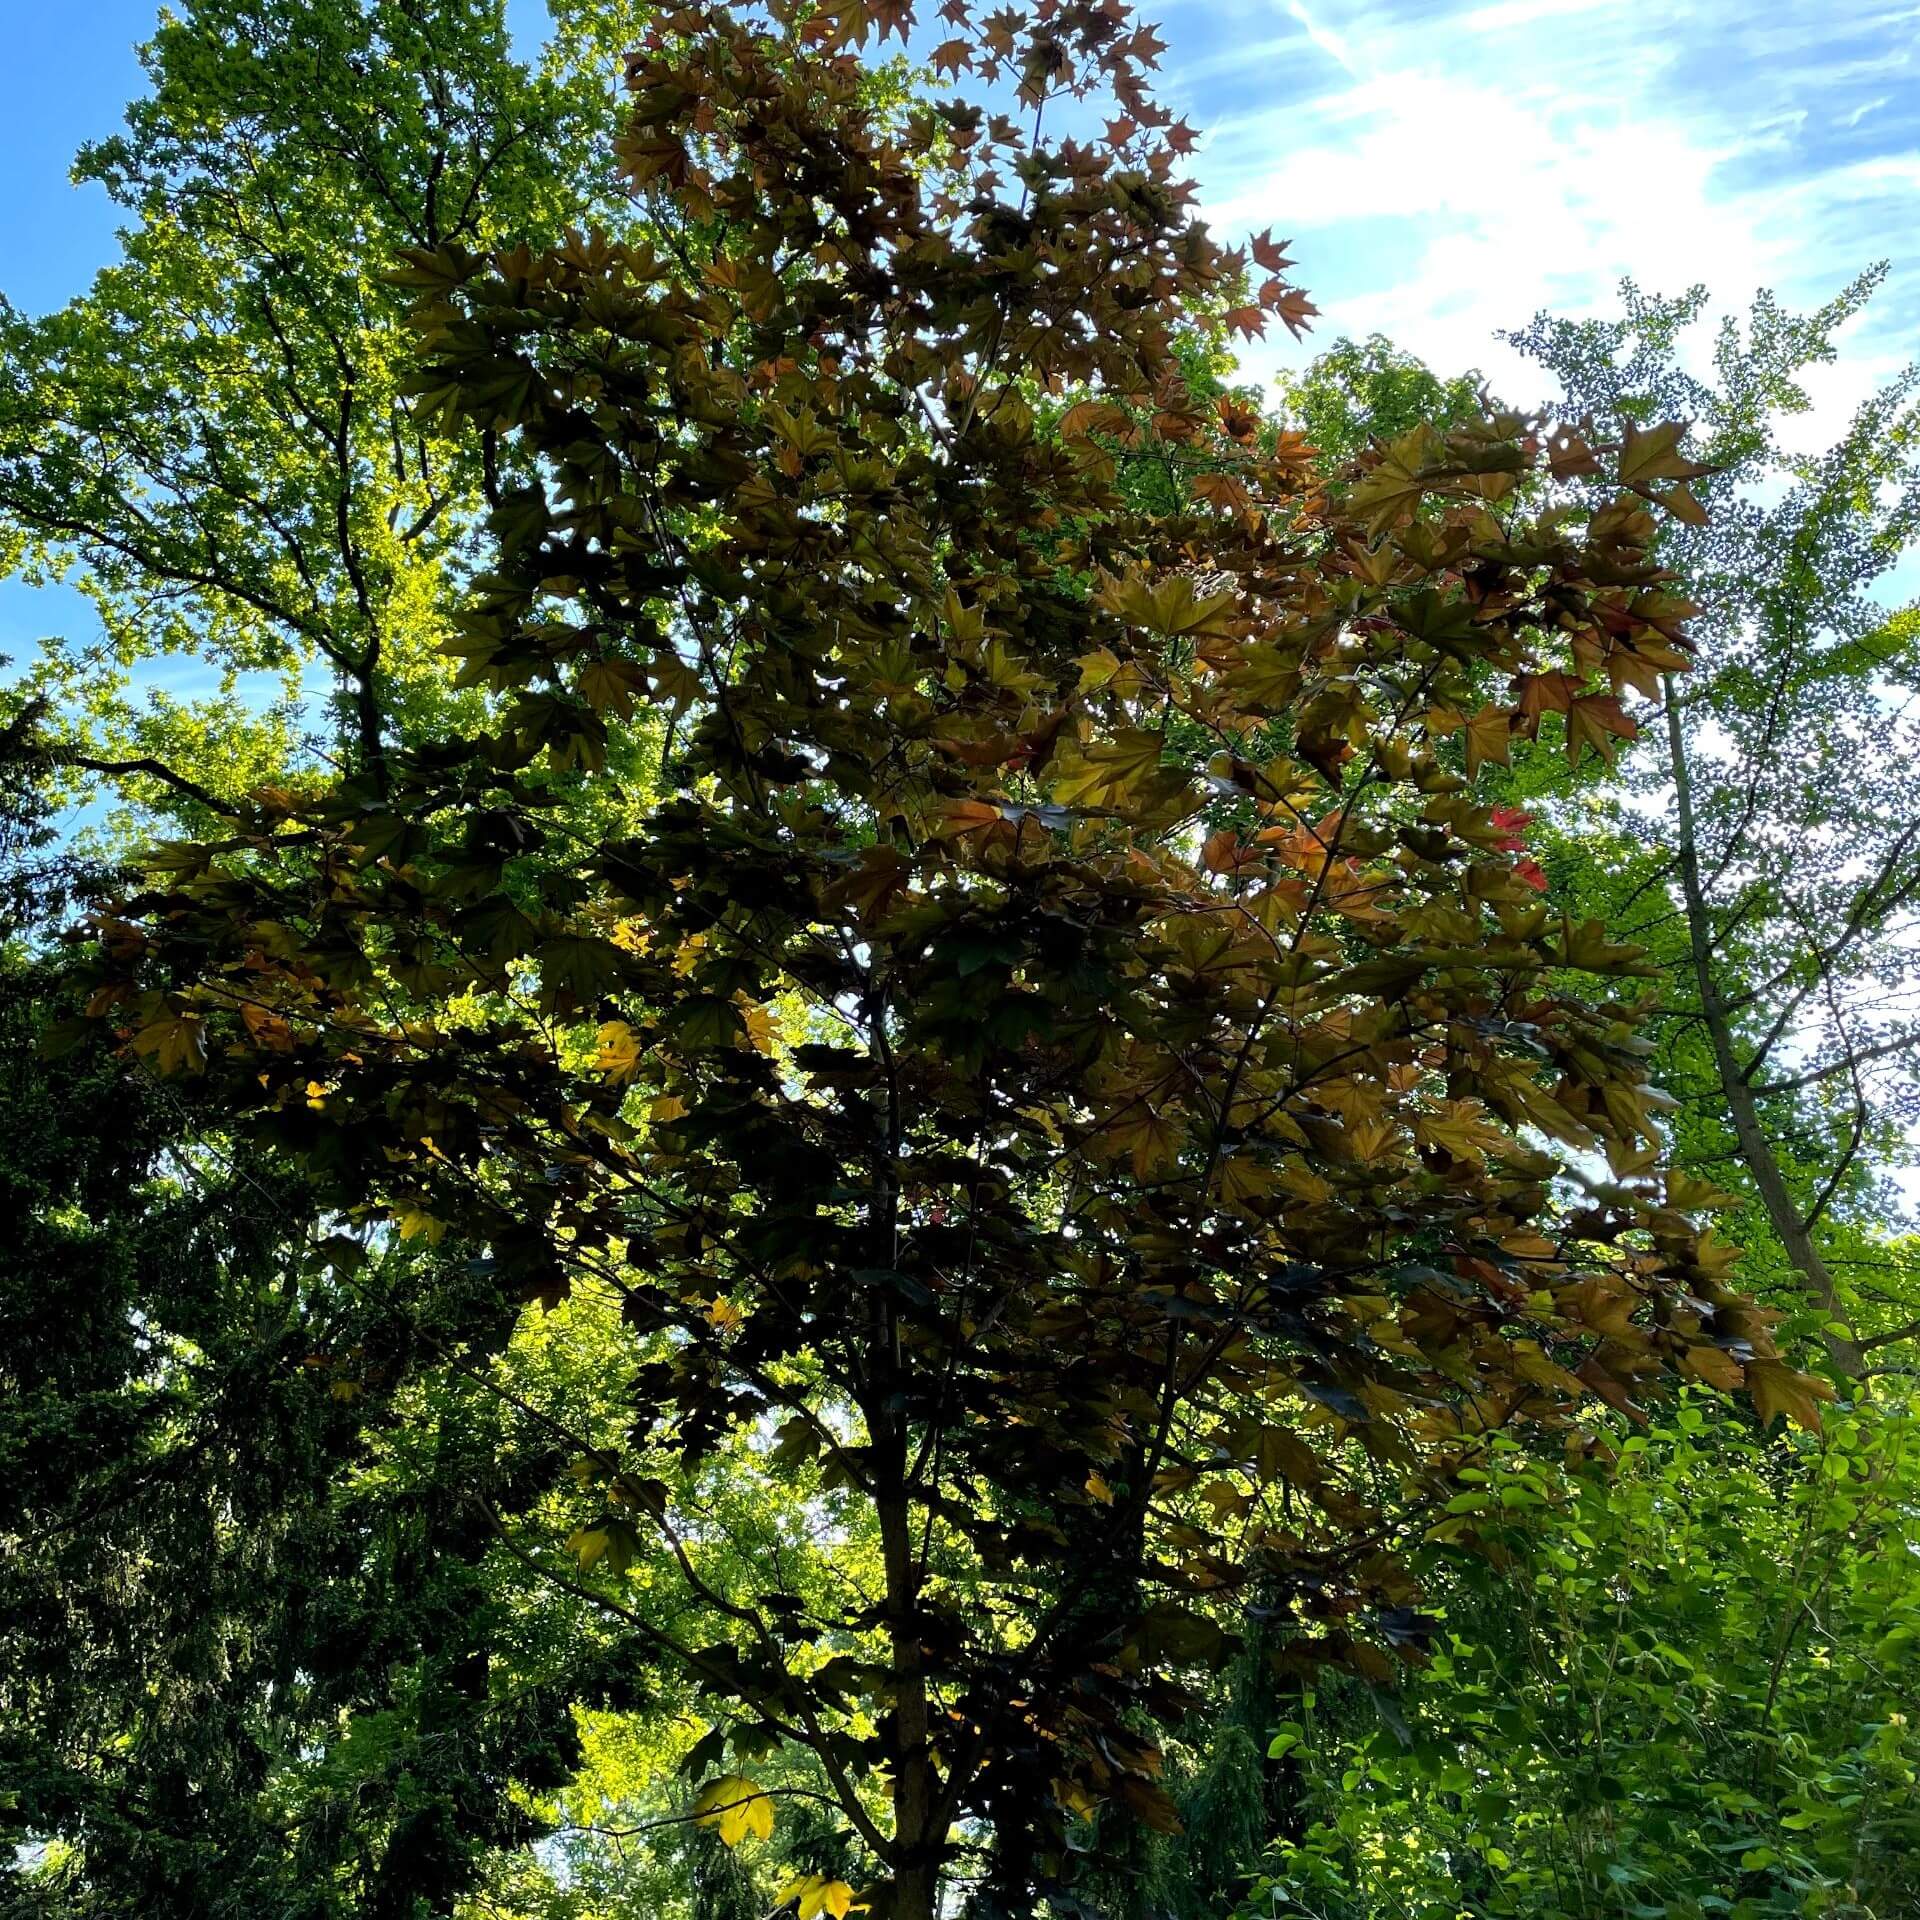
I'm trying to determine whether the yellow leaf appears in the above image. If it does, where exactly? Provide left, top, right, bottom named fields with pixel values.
left=1347, top=421, right=1445, bottom=537
left=1096, top=571, right=1237, bottom=641
left=692, top=1775, right=774, bottom=1847
left=1748, top=1359, right=1834, bottom=1433
left=1341, top=1117, right=1402, bottom=1165
left=1085, top=1470, right=1115, bottom=1506
left=779, top=1874, right=860, bottom=1920
left=738, top=1000, right=777, bottom=1053
left=1047, top=727, right=1170, bottom=810
left=394, top=1206, right=447, bottom=1245
left=1414, top=1098, right=1508, bottom=1166
left=595, top=1020, right=644, bottom=1084
left=239, top=1000, right=296, bottom=1051
left=1054, top=1777, right=1098, bottom=1820
left=577, top=657, right=650, bottom=716
left=1091, top=1103, right=1186, bottom=1181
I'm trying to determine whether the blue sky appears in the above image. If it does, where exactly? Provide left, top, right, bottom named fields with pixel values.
left=3, top=0, right=1915, bottom=673
left=1177, top=0, right=1920, bottom=416
left=8, top=1, right=1914, bottom=385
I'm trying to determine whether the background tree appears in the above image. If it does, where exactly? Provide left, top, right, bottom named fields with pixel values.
left=0, top=4, right=668, bottom=1912
left=0, top=0, right=638, bottom=814
left=1503, top=274, right=1920, bottom=1380
left=1273, top=333, right=1487, bottom=473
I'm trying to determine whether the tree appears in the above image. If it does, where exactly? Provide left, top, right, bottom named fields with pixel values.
left=1237, top=1395, right=1920, bottom=1920
left=1198, top=296, right=1920, bottom=1920
left=0, top=0, right=630, bottom=814
left=1502, top=275, right=1920, bottom=1379
left=0, top=848, right=598, bottom=1916
left=44, top=3, right=1825, bottom=1914
left=1274, top=332, right=1487, bottom=472
left=0, top=6, right=677, bottom=1913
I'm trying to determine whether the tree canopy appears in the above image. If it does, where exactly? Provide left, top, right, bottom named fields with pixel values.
left=2, top=4, right=1910, bottom=1919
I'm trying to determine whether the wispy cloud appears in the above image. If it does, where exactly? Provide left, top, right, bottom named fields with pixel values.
left=1162, top=0, right=1920, bottom=424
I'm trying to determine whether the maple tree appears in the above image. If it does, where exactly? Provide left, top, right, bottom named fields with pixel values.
left=26, top=1, right=1831, bottom=1914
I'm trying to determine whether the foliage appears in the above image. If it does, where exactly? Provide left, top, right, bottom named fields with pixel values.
left=30, top=2, right=1825, bottom=1914
left=1273, top=335, right=1488, bottom=474
left=9, top=8, right=1913, bottom=1920
left=0, top=0, right=631, bottom=817
left=0, top=888, right=599, bottom=1916
left=1238, top=1398, right=1920, bottom=1920
left=1176, top=293, right=1920, bottom=1920
left=1499, top=275, right=1920, bottom=1377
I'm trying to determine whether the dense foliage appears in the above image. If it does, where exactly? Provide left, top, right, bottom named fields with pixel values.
left=2, top=4, right=1914, bottom=1920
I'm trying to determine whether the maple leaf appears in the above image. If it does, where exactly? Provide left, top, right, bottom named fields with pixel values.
left=1488, top=805, right=1533, bottom=850
left=1564, top=692, right=1638, bottom=766
left=1513, top=669, right=1580, bottom=734
left=1125, top=22, right=1168, bottom=65
left=1191, top=470, right=1251, bottom=513
left=1250, top=229, right=1294, bottom=273
left=1347, top=423, right=1446, bottom=538
left=576, top=656, right=651, bottom=717
left=1617, top=419, right=1713, bottom=490
left=692, top=1776, right=776, bottom=1847
left=1657, top=481, right=1709, bottom=525
left=824, top=844, right=912, bottom=922
left=1096, top=572, right=1237, bottom=641
left=737, top=999, right=777, bottom=1054
left=1273, top=287, right=1319, bottom=338
left=594, top=1020, right=644, bottom=1084
left=1048, top=729, right=1180, bottom=811
left=1746, top=1358, right=1834, bottom=1433
left=239, top=1000, right=296, bottom=1052
left=1464, top=703, right=1515, bottom=777
left=394, top=1206, right=447, bottom=1245
left=1091, top=1101, right=1186, bottom=1180
left=130, top=1012, right=208, bottom=1076
left=1544, top=424, right=1602, bottom=479
left=779, top=1876, right=863, bottom=1920
left=1414, top=1099, right=1508, bottom=1165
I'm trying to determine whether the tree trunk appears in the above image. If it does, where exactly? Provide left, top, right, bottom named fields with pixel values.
left=1663, top=685, right=1865, bottom=1379
left=876, top=1467, right=939, bottom=1920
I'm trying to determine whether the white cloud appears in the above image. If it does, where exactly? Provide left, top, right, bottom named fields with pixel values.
left=1171, top=0, right=1920, bottom=424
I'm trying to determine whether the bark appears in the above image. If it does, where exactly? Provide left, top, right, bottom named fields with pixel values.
left=876, top=1466, right=938, bottom=1920
left=1664, top=685, right=1865, bottom=1379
